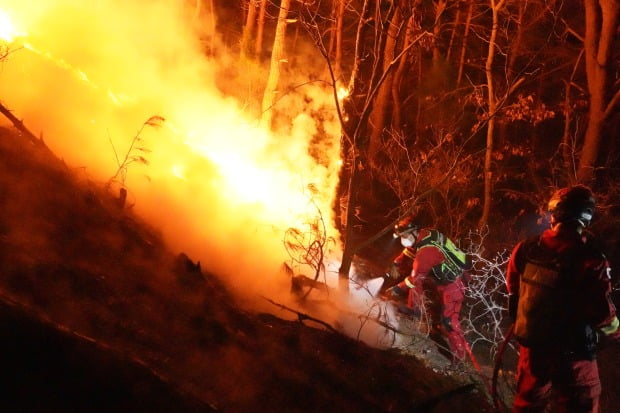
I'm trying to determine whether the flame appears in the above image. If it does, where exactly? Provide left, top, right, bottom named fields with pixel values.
left=0, top=7, right=128, bottom=106
left=171, top=164, right=186, bottom=180
left=0, top=1, right=344, bottom=299
left=0, top=9, right=21, bottom=42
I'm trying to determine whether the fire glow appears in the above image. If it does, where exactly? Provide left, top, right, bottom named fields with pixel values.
left=0, top=1, right=343, bottom=301
left=0, top=9, right=20, bottom=42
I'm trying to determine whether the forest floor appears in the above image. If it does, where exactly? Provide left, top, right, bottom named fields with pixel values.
left=0, top=126, right=497, bottom=412
left=1, top=125, right=617, bottom=412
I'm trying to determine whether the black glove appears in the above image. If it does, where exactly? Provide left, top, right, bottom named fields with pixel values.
left=384, top=284, right=408, bottom=300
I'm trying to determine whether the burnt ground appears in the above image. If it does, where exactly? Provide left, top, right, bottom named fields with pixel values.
left=0, top=126, right=497, bottom=412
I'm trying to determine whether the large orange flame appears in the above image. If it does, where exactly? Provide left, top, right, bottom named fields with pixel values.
left=0, top=1, right=344, bottom=303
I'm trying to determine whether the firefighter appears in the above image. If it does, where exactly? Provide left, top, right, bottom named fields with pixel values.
left=383, top=216, right=471, bottom=362
left=377, top=218, right=418, bottom=295
left=506, top=185, right=619, bottom=413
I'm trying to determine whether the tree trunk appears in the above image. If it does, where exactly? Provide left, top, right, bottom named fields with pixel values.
left=392, top=13, right=417, bottom=128
left=333, top=0, right=346, bottom=83
left=255, top=0, right=268, bottom=58
left=446, top=2, right=462, bottom=62
left=240, top=0, right=258, bottom=59
left=479, top=0, right=506, bottom=229
left=432, top=0, right=447, bottom=67
left=338, top=0, right=375, bottom=292
left=207, top=0, right=216, bottom=54
left=456, top=0, right=473, bottom=88
left=368, top=4, right=401, bottom=161
left=506, top=1, right=524, bottom=80
left=414, top=47, right=422, bottom=140
left=562, top=50, right=584, bottom=184
left=261, top=0, right=291, bottom=129
left=496, top=1, right=524, bottom=150
left=577, top=0, right=620, bottom=183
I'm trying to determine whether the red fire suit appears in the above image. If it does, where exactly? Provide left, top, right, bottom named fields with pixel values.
left=394, top=229, right=469, bottom=361
left=506, top=227, right=618, bottom=413
left=392, top=246, right=415, bottom=280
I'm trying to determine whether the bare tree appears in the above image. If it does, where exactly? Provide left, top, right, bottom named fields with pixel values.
left=479, top=0, right=507, bottom=229
left=261, top=0, right=292, bottom=129
left=241, top=0, right=259, bottom=59
left=336, top=2, right=434, bottom=291
left=391, top=12, right=419, bottom=127
left=329, top=0, right=347, bottom=83
left=368, top=3, right=403, bottom=161
left=577, top=0, right=620, bottom=182
left=456, top=0, right=474, bottom=88
left=561, top=49, right=585, bottom=184
left=431, top=0, right=448, bottom=67
left=255, top=0, right=268, bottom=58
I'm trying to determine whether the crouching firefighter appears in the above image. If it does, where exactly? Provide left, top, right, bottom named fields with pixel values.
left=506, top=185, right=619, bottom=413
left=383, top=216, right=472, bottom=362
left=377, top=218, right=419, bottom=296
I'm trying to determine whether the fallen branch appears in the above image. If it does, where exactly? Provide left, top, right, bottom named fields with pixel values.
left=263, top=295, right=415, bottom=337
left=261, top=296, right=339, bottom=333
left=331, top=301, right=415, bottom=337
left=0, top=102, right=47, bottom=148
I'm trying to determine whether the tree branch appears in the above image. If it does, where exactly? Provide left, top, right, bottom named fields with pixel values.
left=262, top=296, right=339, bottom=333
left=0, top=102, right=47, bottom=148
left=603, top=88, right=620, bottom=121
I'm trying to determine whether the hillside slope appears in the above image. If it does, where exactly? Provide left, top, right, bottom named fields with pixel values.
left=0, top=126, right=494, bottom=412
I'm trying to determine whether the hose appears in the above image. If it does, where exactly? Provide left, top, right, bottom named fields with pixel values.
left=492, top=323, right=514, bottom=413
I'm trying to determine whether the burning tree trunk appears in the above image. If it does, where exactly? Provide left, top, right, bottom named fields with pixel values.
left=261, top=0, right=291, bottom=129
left=577, top=0, right=620, bottom=183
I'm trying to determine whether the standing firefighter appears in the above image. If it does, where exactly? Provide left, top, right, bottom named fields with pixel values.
left=506, top=185, right=619, bottom=413
left=383, top=217, right=471, bottom=362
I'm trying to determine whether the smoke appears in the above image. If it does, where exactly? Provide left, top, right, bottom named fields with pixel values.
left=0, top=0, right=343, bottom=307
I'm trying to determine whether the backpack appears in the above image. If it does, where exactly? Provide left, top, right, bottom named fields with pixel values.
left=513, top=236, right=594, bottom=353
left=416, top=230, right=470, bottom=283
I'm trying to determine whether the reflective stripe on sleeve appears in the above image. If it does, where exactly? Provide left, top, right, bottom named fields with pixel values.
left=601, top=316, right=619, bottom=336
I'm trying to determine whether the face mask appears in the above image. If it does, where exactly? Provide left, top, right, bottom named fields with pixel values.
left=401, top=235, right=414, bottom=248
